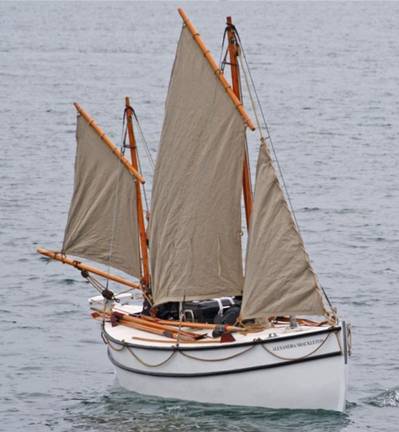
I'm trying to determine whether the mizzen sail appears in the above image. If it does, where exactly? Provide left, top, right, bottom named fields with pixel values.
left=62, top=115, right=141, bottom=279
left=149, top=26, right=247, bottom=305
left=241, top=143, right=327, bottom=320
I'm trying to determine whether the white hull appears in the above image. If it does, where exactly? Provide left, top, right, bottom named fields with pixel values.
left=111, top=348, right=346, bottom=411
left=99, top=303, right=349, bottom=412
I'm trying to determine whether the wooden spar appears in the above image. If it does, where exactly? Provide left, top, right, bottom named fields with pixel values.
left=226, top=16, right=253, bottom=229
left=37, top=247, right=142, bottom=290
left=125, top=97, right=150, bottom=287
left=73, top=103, right=145, bottom=184
left=111, top=306, right=246, bottom=333
left=177, top=8, right=256, bottom=131
left=92, top=310, right=203, bottom=339
left=140, top=315, right=245, bottom=333
left=132, top=336, right=225, bottom=344
left=91, top=311, right=198, bottom=342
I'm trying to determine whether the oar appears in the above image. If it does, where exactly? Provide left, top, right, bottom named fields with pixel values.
left=140, top=315, right=245, bottom=334
left=111, top=312, right=207, bottom=340
left=132, top=336, right=225, bottom=344
left=272, top=316, right=327, bottom=327
left=92, top=311, right=195, bottom=342
left=92, top=311, right=201, bottom=342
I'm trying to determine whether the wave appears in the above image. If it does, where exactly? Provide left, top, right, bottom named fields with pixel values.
left=366, top=388, right=399, bottom=408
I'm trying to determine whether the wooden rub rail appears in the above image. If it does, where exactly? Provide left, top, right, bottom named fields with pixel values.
left=37, top=247, right=142, bottom=290
left=177, top=8, right=256, bottom=131
left=73, top=103, right=145, bottom=184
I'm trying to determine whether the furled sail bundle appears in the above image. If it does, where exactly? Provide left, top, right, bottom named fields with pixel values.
left=240, top=142, right=328, bottom=320
left=149, top=26, right=247, bottom=305
left=62, top=115, right=141, bottom=278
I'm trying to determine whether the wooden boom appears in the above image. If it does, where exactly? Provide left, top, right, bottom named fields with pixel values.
left=177, top=8, right=256, bottom=131
left=73, top=103, right=145, bottom=184
left=37, top=247, right=142, bottom=290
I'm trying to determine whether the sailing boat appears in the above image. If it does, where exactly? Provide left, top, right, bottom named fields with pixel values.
left=38, top=9, right=351, bottom=411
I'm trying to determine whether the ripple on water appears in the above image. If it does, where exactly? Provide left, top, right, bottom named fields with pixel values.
left=2, top=1, right=399, bottom=431
left=365, top=388, right=399, bottom=408
left=62, top=387, right=350, bottom=432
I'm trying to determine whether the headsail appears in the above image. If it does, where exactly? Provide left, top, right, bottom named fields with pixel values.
left=149, top=25, right=248, bottom=305
left=62, top=114, right=141, bottom=279
left=241, top=142, right=328, bottom=320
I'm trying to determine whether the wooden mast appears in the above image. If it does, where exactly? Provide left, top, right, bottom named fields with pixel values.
left=73, top=103, right=145, bottom=184
left=124, top=97, right=150, bottom=288
left=226, top=16, right=253, bottom=229
left=178, top=8, right=255, bottom=131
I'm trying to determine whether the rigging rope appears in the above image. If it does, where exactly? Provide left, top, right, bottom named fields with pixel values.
left=218, top=27, right=228, bottom=71
left=228, top=26, right=334, bottom=310
left=236, top=43, right=301, bottom=233
left=124, top=106, right=153, bottom=212
left=137, top=148, right=150, bottom=213
left=105, top=121, right=127, bottom=289
left=102, top=328, right=338, bottom=367
left=132, top=109, right=155, bottom=172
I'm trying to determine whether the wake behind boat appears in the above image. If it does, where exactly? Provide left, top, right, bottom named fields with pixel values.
left=38, top=9, right=351, bottom=411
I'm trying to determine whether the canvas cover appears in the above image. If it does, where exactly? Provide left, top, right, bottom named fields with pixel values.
left=62, top=115, right=141, bottom=278
left=149, top=26, right=246, bottom=305
left=241, top=143, right=327, bottom=319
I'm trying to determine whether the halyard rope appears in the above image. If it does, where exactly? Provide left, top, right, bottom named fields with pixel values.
left=132, top=109, right=155, bottom=172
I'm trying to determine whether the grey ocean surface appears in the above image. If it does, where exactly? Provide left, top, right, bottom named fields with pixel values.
left=1, top=1, right=398, bottom=431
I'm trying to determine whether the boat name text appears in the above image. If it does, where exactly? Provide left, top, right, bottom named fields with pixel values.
left=272, top=338, right=324, bottom=352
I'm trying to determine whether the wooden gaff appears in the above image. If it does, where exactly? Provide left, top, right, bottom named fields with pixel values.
left=37, top=247, right=142, bottom=290
left=73, top=103, right=145, bottom=184
left=177, top=8, right=256, bottom=131
left=125, top=97, right=150, bottom=287
left=226, top=16, right=253, bottom=229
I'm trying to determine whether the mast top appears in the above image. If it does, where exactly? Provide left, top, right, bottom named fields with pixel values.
left=73, top=103, right=145, bottom=184
left=177, top=8, right=255, bottom=131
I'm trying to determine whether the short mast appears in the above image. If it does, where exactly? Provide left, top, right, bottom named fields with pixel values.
left=125, top=97, right=150, bottom=288
left=226, top=17, right=253, bottom=229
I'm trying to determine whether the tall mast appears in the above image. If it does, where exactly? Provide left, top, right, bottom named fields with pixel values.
left=125, top=97, right=150, bottom=288
left=226, top=16, right=253, bottom=229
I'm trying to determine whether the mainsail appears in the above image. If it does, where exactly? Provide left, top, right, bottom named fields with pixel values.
left=241, top=143, right=327, bottom=319
left=62, top=115, right=141, bottom=279
left=149, top=26, right=247, bottom=305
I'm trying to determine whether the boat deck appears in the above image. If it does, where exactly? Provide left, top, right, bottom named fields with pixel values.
left=99, top=303, right=336, bottom=350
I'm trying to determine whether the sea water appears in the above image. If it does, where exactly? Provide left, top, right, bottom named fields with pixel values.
left=1, top=1, right=398, bottom=431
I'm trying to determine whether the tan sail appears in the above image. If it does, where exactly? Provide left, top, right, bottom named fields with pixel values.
left=149, top=26, right=248, bottom=305
left=62, top=115, right=141, bottom=279
left=241, top=143, right=328, bottom=320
